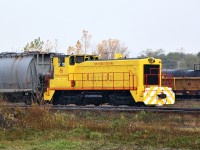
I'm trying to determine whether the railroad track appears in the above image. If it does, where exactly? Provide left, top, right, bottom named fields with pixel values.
left=1, top=104, right=200, bottom=114
left=51, top=105, right=200, bottom=114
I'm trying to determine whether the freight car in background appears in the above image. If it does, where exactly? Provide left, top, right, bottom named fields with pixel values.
left=44, top=55, right=175, bottom=106
left=162, top=64, right=200, bottom=99
left=0, top=51, right=58, bottom=104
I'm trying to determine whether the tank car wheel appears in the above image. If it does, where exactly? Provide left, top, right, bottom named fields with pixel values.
left=24, top=97, right=33, bottom=105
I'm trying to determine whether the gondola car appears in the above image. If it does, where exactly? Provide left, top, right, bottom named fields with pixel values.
left=162, top=64, right=200, bottom=99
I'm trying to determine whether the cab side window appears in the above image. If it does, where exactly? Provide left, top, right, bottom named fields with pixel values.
left=69, top=56, right=75, bottom=65
left=76, top=56, right=84, bottom=63
left=58, top=57, right=65, bottom=67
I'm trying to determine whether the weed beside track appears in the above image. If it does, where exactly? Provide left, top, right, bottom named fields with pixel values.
left=0, top=102, right=200, bottom=150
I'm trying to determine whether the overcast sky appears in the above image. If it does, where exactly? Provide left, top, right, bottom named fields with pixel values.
left=0, top=0, right=200, bottom=57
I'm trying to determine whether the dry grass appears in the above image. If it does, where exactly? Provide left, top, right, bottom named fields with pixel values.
left=0, top=101, right=200, bottom=149
left=171, top=100, right=200, bottom=108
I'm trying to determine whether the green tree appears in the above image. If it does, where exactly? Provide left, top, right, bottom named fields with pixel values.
left=197, top=52, right=200, bottom=58
left=178, top=53, right=200, bottom=69
left=164, top=52, right=182, bottom=69
left=24, top=38, right=57, bottom=52
left=138, top=49, right=165, bottom=58
left=24, top=37, right=44, bottom=52
left=138, top=49, right=200, bottom=69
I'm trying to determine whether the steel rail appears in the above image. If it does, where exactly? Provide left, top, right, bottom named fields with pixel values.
left=1, top=104, right=200, bottom=114
left=50, top=106, right=200, bottom=114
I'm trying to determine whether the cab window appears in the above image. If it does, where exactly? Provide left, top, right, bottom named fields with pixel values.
left=58, top=57, right=65, bottom=67
left=76, top=56, right=84, bottom=63
left=69, top=56, right=75, bottom=65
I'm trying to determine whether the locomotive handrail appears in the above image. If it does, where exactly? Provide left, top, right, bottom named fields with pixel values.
left=67, top=71, right=137, bottom=90
left=129, top=70, right=138, bottom=90
left=162, top=73, right=174, bottom=88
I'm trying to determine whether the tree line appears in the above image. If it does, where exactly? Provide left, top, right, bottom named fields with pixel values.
left=138, top=49, right=200, bottom=70
left=23, top=30, right=200, bottom=70
left=24, top=30, right=129, bottom=60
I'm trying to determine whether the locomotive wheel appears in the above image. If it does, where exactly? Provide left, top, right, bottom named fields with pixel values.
left=109, top=95, right=119, bottom=106
left=113, top=102, right=119, bottom=106
left=82, top=100, right=86, bottom=106
left=75, top=95, right=83, bottom=106
left=94, top=102, right=101, bottom=106
left=52, top=100, right=58, bottom=105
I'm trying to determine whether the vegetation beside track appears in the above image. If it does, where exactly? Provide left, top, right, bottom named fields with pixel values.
left=0, top=103, right=200, bottom=150
left=168, top=100, right=200, bottom=108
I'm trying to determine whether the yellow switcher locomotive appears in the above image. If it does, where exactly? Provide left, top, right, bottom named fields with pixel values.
left=44, top=54, right=175, bottom=106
